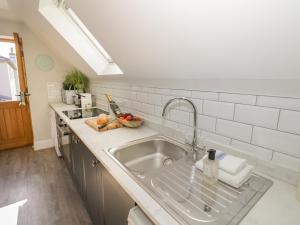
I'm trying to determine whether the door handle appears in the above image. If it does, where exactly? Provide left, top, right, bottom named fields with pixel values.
left=16, top=91, right=30, bottom=106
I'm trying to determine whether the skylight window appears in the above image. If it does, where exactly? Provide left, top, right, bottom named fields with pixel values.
left=39, top=0, right=123, bottom=75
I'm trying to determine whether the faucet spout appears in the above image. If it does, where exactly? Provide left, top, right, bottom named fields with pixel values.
left=162, top=97, right=199, bottom=161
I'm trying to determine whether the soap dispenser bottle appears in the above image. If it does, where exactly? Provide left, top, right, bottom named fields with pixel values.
left=203, top=149, right=219, bottom=185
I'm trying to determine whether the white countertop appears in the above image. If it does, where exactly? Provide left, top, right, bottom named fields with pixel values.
left=50, top=103, right=300, bottom=225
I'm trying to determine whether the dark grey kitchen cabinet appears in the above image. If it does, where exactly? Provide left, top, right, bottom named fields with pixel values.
left=70, top=133, right=85, bottom=198
left=68, top=130, right=135, bottom=225
left=102, top=167, right=135, bottom=225
left=82, top=145, right=104, bottom=225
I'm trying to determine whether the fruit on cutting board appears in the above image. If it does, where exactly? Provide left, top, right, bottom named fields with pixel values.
left=117, top=113, right=143, bottom=128
left=118, top=113, right=141, bottom=121
left=96, top=114, right=109, bottom=125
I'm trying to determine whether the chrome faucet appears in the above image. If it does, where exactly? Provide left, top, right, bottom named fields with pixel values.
left=162, top=97, right=199, bottom=161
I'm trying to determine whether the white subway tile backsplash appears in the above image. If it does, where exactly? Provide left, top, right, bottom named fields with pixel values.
left=155, top=88, right=171, bottom=95
left=191, top=91, right=218, bottom=100
left=130, top=92, right=137, bottom=100
left=180, top=99, right=203, bottom=113
left=98, top=103, right=109, bottom=111
left=196, top=115, right=216, bottom=132
left=278, top=110, right=300, bottom=135
left=91, top=81, right=300, bottom=172
left=170, top=89, right=191, bottom=97
left=257, top=96, right=300, bottom=111
left=148, top=93, right=162, bottom=105
left=219, top=93, right=256, bottom=105
left=162, top=119, right=178, bottom=130
left=231, top=140, right=272, bottom=161
left=140, top=103, right=155, bottom=114
left=177, top=124, right=193, bottom=137
left=162, top=96, right=180, bottom=108
left=252, top=127, right=300, bottom=158
left=272, top=152, right=300, bottom=171
left=136, top=92, right=148, bottom=102
left=203, top=100, right=234, bottom=120
left=143, top=87, right=155, bottom=93
left=234, top=105, right=279, bottom=129
left=201, top=131, right=231, bottom=145
left=192, top=99, right=203, bottom=114
left=154, top=106, right=163, bottom=117
left=216, top=119, right=252, bottom=142
left=131, top=101, right=142, bottom=110
left=170, top=110, right=190, bottom=125
left=132, top=86, right=142, bottom=91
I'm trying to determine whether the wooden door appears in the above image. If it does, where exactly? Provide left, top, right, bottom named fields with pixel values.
left=0, top=33, right=33, bottom=150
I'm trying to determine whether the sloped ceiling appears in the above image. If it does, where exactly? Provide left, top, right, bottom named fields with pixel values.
left=68, top=0, right=300, bottom=79
left=1, top=0, right=300, bottom=79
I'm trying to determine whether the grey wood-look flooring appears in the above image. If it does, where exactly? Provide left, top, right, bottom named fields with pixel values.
left=0, top=146, right=92, bottom=225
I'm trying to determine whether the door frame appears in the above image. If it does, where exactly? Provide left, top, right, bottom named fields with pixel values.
left=0, top=33, right=34, bottom=149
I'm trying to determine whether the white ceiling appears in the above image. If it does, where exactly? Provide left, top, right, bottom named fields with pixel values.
left=1, top=0, right=300, bottom=79
left=0, top=0, right=20, bottom=21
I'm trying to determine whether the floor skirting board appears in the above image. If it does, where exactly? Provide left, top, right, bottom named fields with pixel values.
left=34, top=139, right=54, bottom=150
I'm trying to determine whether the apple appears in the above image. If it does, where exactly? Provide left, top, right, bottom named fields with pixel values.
left=126, top=115, right=133, bottom=121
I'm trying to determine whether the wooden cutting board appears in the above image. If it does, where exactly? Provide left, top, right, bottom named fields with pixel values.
left=85, top=118, right=123, bottom=131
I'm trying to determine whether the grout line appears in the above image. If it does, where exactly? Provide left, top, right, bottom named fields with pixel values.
left=233, top=103, right=236, bottom=121
left=276, top=109, right=281, bottom=129
left=271, top=151, right=274, bottom=160
left=250, top=125, right=254, bottom=143
left=214, top=118, right=218, bottom=133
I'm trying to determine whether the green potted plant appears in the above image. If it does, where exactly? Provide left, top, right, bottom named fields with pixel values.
left=62, top=69, right=89, bottom=104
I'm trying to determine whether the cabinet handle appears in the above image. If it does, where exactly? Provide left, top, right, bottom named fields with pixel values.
left=91, top=159, right=100, bottom=167
left=73, top=136, right=80, bottom=144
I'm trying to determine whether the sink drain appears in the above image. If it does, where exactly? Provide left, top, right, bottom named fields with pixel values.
left=204, top=205, right=211, bottom=212
left=163, top=157, right=173, bottom=166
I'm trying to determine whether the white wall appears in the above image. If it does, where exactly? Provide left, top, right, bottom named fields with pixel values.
left=0, top=19, right=71, bottom=149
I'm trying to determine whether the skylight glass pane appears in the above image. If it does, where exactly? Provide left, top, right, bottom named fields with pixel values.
left=39, top=0, right=122, bottom=75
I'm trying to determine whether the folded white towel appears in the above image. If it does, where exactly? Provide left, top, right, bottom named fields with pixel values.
left=219, top=165, right=253, bottom=188
left=198, top=153, right=247, bottom=175
left=195, top=161, right=254, bottom=188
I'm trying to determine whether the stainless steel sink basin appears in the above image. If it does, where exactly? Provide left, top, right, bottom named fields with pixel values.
left=106, top=136, right=272, bottom=225
left=108, top=137, right=188, bottom=176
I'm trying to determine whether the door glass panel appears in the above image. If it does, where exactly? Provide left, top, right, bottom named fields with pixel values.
left=0, top=39, right=20, bottom=101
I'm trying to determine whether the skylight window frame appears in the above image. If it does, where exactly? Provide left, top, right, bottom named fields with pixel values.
left=65, top=7, right=114, bottom=64
left=39, top=0, right=122, bottom=75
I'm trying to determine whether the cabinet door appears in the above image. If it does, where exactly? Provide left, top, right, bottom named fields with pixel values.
left=69, top=133, right=76, bottom=177
left=102, top=166, right=135, bottom=225
left=83, top=147, right=104, bottom=225
left=72, top=135, right=84, bottom=197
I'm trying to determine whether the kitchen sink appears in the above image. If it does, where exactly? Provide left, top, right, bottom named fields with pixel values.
left=106, top=136, right=273, bottom=225
left=108, top=137, right=189, bottom=177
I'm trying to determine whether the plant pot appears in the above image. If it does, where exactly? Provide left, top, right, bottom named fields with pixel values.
left=62, top=89, right=75, bottom=105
